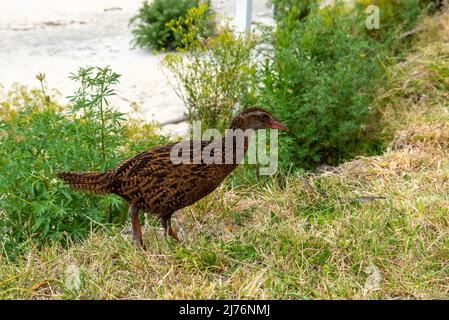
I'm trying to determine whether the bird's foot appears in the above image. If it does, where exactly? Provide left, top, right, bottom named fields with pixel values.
left=168, top=227, right=181, bottom=243
left=132, top=234, right=147, bottom=251
left=161, top=215, right=180, bottom=244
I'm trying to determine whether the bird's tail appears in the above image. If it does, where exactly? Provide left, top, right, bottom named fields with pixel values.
left=57, top=172, right=109, bottom=194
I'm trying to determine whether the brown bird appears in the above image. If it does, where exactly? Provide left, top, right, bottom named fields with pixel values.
left=58, top=108, right=288, bottom=249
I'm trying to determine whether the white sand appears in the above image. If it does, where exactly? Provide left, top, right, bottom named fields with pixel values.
left=0, top=0, right=273, bottom=135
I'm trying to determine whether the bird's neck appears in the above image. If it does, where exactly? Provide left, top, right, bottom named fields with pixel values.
left=229, top=115, right=245, bottom=131
left=223, top=117, right=253, bottom=164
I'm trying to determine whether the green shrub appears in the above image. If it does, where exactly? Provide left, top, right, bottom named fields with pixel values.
left=270, top=0, right=317, bottom=22
left=0, top=67, right=170, bottom=255
left=271, top=1, right=425, bottom=45
left=161, top=4, right=257, bottom=132
left=130, top=0, right=214, bottom=51
left=355, top=0, right=422, bottom=46
left=67, top=67, right=126, bottom=171
left=257, top=0, right=428, bottom=170
left=271, top=0, right=429, bottom=27
left=258, top=8, right=385, bottom=169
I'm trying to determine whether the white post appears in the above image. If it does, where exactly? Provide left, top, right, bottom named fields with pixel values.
left=235, top=0, right=253, bottom=34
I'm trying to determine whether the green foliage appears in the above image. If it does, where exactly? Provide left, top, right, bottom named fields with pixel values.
left=68, top=67, right=126, bottom=170
left=162, top=4, right=257, bottom=132
left=258, top=8, right=385, bottom=169
left=355, top=0, right=422, bottom=46
left=258, top=0, right=426, bottom=169
left=130, top=0, right=214, bottom=51
left=271, top=0, right=430, bottom=28
left=0, top=67, right=170, bottom=255
left=270, top=0, right=317, bottom=22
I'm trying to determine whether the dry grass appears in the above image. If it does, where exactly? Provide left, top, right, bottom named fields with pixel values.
left=2, top=11, right=449, bottom=300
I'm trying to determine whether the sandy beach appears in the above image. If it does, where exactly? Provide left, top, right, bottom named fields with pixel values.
left=0, top=0, right=273, bottom=135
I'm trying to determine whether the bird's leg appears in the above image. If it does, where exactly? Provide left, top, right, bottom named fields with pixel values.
left=161, top=214, right=180, bottom=243
left=128, top=204, right=146, bottom=250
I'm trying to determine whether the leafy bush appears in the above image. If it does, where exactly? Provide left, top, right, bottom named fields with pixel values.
left=271, top=1, right=426, bottom=42
left=355, top=0, right=422, bottom=45
left=0, top=67, right=169, bottom=255
left=161, top=4, right=257, bottom=132
left=130, top=0, right=214, bottom=51
left=67, top=67, right=126, bottom=171
left=257, top=0, right=429, bottom=169
left=258, top=8, right=385, bottom=169
left=270, top=0, right=317, bottom=22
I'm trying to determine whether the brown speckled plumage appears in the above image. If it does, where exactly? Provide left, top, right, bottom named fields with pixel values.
left=58, top=108, right=288, bottom=249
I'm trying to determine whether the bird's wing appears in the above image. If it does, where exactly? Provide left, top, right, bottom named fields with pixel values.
left=104, top=141, right=214, bottom=197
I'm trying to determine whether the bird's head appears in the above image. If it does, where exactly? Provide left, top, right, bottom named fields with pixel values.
left=231, top=107, right=289, bottom=131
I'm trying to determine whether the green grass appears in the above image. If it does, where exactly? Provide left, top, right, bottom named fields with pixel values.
left=1, top=10, right=449, bottom=300
left=1, top=151, right=449, bottom=299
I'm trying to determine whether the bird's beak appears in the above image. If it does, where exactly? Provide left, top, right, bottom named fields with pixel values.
left=268, top=119, right=289, bottom=132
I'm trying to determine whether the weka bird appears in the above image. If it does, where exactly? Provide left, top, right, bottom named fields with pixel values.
left=58, top=108, right=288, bottom=249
